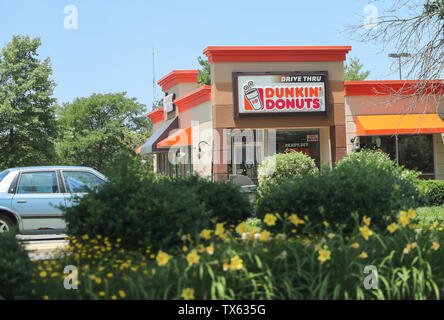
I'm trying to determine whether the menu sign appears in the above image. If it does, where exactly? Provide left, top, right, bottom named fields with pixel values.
left=233, top=72, right=328, bottom=117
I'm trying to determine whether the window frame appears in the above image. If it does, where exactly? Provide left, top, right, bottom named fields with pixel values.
left=359, top=134, right=435, bottom=178
left=60, top=169, right=106, bottom=194
left=16, top=170, right=61, bottom=194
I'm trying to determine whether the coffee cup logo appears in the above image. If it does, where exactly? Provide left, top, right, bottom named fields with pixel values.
left=244, top=81, right=263, bottom=110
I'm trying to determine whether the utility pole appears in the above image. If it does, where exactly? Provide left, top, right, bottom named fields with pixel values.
left=152, top=45, right=157, bottom=111
left=388, top=53, right=411, bottom=80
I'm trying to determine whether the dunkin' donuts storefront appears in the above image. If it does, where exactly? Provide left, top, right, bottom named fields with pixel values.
left=140, top=46, right=444, bottom=183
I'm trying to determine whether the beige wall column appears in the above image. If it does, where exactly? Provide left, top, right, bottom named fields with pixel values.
left=319, top=127, right=331, bottom=168
left=434, top=134, right=444, bottom=179
left=212, top=128, right=229, bottom=182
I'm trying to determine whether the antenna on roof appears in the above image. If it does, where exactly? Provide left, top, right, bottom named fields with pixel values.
left=152, top=44, right=157, bottom=111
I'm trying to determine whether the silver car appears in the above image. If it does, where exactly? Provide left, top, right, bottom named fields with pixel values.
left=0, top=166, right=106, bottom=234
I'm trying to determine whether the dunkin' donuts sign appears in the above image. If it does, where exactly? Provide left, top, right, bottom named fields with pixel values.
left=233, top=72, right=328, bottom=117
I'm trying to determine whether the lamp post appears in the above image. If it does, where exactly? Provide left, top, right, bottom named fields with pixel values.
left=388, top=53, right=411, bottom=80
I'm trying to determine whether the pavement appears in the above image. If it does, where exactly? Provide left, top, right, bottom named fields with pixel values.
left=17, top=234, right=69, bottom=261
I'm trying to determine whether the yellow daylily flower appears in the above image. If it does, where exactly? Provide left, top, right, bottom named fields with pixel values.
left=288, top=214, right=305, bottom=226
left=387, top=223, right=399, bottom=234
left=235, top=222, right=247, bottom=235
left=206, top=245, right=214, bottom=255
left=362, top=216, right=371, bottom=226
left=264, top=214, right=277, bottom=226
left=360, top=225, right=374, bottom=240
left=181, top=288, right=195, bottom=300
left=350, top=242, right=360, bottom=249
left=259, top=230, right=271, bottom=242
left=156, top=250, right=172, bottom=267
left=398, top=211, right=409, bottom=227
left=200, top=229, right=212, bottom=240
left=186, top=250, right=200, bottom=266
left=215, top=223, right=225, bottom=238
left=318, top=248, right=331, bottom=264
left=229, top=255, right=244, bottom=270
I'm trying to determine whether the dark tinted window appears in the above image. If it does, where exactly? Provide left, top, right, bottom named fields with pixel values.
left=63, top=171, right=105, bottom=193
left=398, top=135, right=434, bottom=174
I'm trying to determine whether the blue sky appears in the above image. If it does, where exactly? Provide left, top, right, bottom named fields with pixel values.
left=0, top=0, right=408, bottom=112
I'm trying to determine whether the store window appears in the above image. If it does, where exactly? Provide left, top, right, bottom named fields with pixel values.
left=359, top=134, right=434, bottom=178
left=180, top=146, right=193, bottom=178
left=157, top=147, right=193, bottom=178
left=398, top=135, right=434, bottom=177
left=276, top=129, right=321, bottom=168
left=228, top=129, right=264, bottom=184
left=228, top=129, right=321, bottom=184
left=359, top=136, right=396, bottom=161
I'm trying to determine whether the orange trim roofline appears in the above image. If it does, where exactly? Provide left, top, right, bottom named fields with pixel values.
left=147, top=108, right=164, bottom=124
left=157, top=70, right=199, bottom=92
left=345, top=80, right=444, bottom=96
left=174, top=85, right=211, bottom=112
left=203, top=46, right=352, bottom=63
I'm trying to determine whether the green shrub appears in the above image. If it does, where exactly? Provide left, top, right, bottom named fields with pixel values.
left=171, top=175, right=253, bottom=225
left=418, top=179, right=444, bottom=206
left=257, top=151, right=318, bottom=196
left=63, top=157, right=252, bottom=251
left=64, top=176, right=211, bottom=251
left=63, top=156, right=211, bottom=251
left=257, top=150, right=421, bottom=231
left=0, top=232, right=34, bottom=299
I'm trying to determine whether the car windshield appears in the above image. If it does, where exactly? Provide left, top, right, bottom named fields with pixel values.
left=0, top=170, right=9, bottom=183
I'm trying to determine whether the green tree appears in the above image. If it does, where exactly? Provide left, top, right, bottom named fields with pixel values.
left=197, top=56, right=211, bottom=86
left=152, top=98, right=163, bottom=110
left=56, top=92, right=150, bottom=172
left=0, top=35, right=57, bottom=169
left=344, top=57, right=371, bottom=81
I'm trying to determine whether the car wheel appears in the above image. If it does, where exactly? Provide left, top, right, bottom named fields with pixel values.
left=0, top=215, right=14, bottom=233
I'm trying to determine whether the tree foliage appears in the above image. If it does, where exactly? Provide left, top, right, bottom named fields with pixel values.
left=197, top=56, right=211, bottom=86
left=345, top=0, right=443, bottom=101
left=0, top=35, right=57, bottom=169
left=56, top=92, right=150, bottom=172
left=344, top=57, right=371, bottom=81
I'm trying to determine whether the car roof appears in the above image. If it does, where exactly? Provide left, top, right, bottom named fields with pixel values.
left=6, top=166, right=99, bottom=172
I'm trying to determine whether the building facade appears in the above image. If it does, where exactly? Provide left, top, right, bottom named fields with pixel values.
left=139, top=46, right=444, bottom=182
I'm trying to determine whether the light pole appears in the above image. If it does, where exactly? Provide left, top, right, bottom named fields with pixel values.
left=388, top=53, right=411, bottom=80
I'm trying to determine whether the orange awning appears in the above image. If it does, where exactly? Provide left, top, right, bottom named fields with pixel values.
left=157, top=126, right=192, bottom=148
left=356, top=114, right=444, bottom=136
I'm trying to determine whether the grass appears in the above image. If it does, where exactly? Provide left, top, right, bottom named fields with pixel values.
left=417, top=205, right=444, bottom=227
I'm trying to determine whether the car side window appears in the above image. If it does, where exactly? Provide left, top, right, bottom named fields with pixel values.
left=62, top=171, right=105, bottom=193
left=17, top=171, right=59, bottom=194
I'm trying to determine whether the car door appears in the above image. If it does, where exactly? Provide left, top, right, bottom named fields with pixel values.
left=61, top=170, right=106, bottom=208
left=12, top=170, right=66, bottom=233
